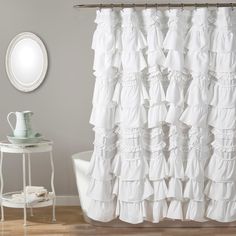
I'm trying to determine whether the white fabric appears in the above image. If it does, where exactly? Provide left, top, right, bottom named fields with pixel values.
left=87, top=7, right=236, bottom=224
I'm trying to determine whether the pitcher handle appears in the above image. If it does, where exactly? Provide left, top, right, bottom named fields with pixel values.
left=7, top=112, right=15, bottom=133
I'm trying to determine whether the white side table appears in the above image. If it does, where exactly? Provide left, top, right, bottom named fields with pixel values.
left=0, top=140, right=56, bottom=226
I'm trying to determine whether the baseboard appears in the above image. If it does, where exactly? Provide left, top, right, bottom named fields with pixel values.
left=56, top=195, right=80, bottom=206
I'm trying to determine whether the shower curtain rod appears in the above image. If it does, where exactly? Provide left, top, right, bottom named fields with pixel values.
left=73, top=3, right=236, bottom=9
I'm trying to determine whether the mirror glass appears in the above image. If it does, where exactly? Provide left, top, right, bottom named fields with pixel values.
left=6, top=32, right=48, bottom=92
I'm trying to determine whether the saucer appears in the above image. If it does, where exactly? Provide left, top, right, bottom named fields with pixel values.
left=7, top=134, right=43, bottom=144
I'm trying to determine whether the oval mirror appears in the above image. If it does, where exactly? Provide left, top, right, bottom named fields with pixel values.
left=6, top=32, right=48, bottom=92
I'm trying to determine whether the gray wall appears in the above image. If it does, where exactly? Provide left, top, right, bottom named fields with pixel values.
left=0, top=0, right=232, bottom=196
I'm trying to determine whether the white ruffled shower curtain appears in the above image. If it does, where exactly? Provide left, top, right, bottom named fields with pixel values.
left=87, top=7, right=236, bottom=224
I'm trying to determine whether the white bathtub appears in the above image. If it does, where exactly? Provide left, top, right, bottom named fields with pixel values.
left=72, top=151, right=236, bottom=227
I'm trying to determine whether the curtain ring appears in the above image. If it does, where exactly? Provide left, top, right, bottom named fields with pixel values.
left=133, top=3, right=136, bottom=9
left=155, top=3, right=158, bottom=10
left=231, top=3, right=234, bottom=11
left=111, top=3, right=114, bottom=11
left=195, top=3, right=197, bottom=10
left=168, top=3, right=171, bottom=11
left=99, top=3, right=102, bottom=12
left=206, top=3, right=209, bottom=8
left=181, top=3, right=184, bottom=11
left=217, top=3, right=219, bottom=8
left=121, top=3, right=124, bottom=10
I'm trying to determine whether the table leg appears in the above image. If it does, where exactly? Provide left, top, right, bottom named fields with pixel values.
left=27, top=154, right=33, bottom=217
left=50, top=151, right=56, bottom=222
left=0, top=152, right=4, bottom=222
left=23, top=153, right=27, bottom=226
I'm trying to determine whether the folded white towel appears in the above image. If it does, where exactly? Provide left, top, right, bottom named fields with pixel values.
left=9, top=186, right=50, bottom=205
left=25, top=186, right=45, bottom=194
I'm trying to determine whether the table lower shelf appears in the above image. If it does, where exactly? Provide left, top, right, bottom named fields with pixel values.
left=1, top=191, right=55, bottom=208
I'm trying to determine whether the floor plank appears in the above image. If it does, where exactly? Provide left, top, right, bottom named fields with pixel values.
left=0, top=206, right=235, bottom=235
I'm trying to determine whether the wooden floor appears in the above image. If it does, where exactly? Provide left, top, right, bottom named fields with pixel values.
left=0, top=206, right=235, bottom=236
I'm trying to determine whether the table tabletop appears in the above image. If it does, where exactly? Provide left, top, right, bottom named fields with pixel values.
left=0, top=140, right=53, bottom=154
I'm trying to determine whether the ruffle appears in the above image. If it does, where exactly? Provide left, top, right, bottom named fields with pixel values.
left=143, top=9, right=165, bottom=69
left=208, top=106, right=236, bottom=129
left=90, top=105, right=116, bottom=129
left=142, top=9, right=163, bottom=32
left=209, top=52, right=236, bottom=73
left=92, top=9, right=120, bottom=51
left=180, top=105, right=208, bottom=128
left=93, top=51, right=121, bottom=71
left=148, top=154, right=169, bottom=180
left=165, top=104, right=183, bottom=125
left=168, top=151, right=185, bottom=179
left=88, top=152, right=115, bottom=180
left=210, top=29, right=236, bottom=53
left=143, top=199, right=168, bottom=223
left=148, top=104, right=167, bottom=128
left=207, top=200, right=236, bottom=222
left=205, top=180, right=236, bottom=201
left=113, top=178, right=153, bottom=202
left=184, top=8, right=209, bottom=51
left=114, top=105, right=147, bottom=128
left=116, top=199, right=171, bottom=224
left=166, top=79, right=185, bottom=106
left=87, top=198, right=116, bottom=222
left=93, top=127, right=115, bottom=137
left=164, top=51, right=185, bottom=71
left=163, top=9, right=189, bottom=52
left=209, top=80, right=236, bottom=108
left=185, top=149, right=208, bottom=182
left=116, top=200, right=143, bottom=224
left=185, top=51, right=209, bottom=74
left=121, top=9, right=146, bottom=51
left=185, top=200, right=206, bottom=222
left=185, top=26, right=209, bottom=51
left=112, top=153, right=149, bottom=181
left=184, top=76, right=209, bottom=106
left=147, top=76, right=165, bottom=105
left=121, top=28, right=146, bottom=51
left=163, top=30, right=185, bottom=52
left=184, top=179, right=204, bottom=201
left=112, top=74, right=149, bottom=108
left=167, top=178, right=183, bottom=200
left=205, top=152, right=236, bottom=182
left=94, top=132, right=117, bottom=147
left=213, top=7, right=236, bottom=28
left=166, top=200, right=183, bottom=220
left=148, top=180, right=168, bottom=201
left=94, top=9, right=119, bottom=28
left=121, top=51, right=147, bottom=72
left=87, top=179, right=114, bottom=201
left=146, top=50, right=166, bottom=69
left=92, top=74, right=117, bottom=107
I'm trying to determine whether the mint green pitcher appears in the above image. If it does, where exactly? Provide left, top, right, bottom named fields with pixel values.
left=7, top=111, right=34, bottom=137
